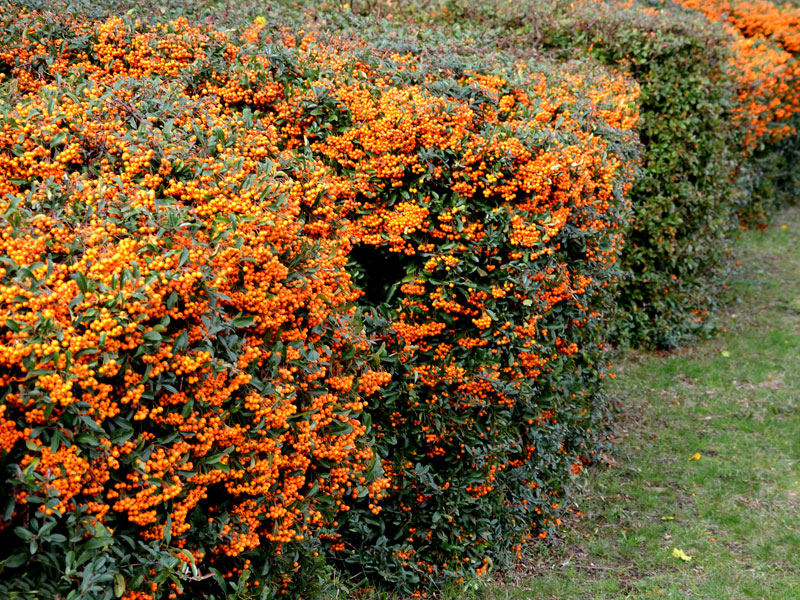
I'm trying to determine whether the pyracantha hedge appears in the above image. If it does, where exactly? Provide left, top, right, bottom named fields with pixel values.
left=0, top=3, right=641, bottom=598
left=672, top=0, right=800, bottom=226
left=317, top=54, right=640, bottom=592
left=547, top=0, right=799, bottom=347
left=0, top=9, right=391, bottom=600
left=675, top=0, right=800, bottom=54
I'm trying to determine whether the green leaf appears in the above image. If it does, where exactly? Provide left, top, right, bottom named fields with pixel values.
left=173, top=330, right=189, bottom=354
left=114, top=573, right=126, bottom=597
left=3, top=498, right=15, bottom=521
left=84, top=536, right=114, bottom=550
left=143, top=330, right=162, bottom=343
left=73, top=272, right=91, bottom=295
left=49, top=131, right=67, bottom=148
left=231, top=315, right=256, bottom=328
left=2, top=552, right=28, bottom=569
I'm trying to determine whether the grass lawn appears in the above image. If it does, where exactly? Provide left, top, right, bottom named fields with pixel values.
left=459, top=205, right=800, bottom=599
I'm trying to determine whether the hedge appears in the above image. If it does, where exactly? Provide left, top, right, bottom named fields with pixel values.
left=320, top=53, right=640, bottom=594
left=0, top=3, right=640, bottom=598
left=675, top=0, right=800, bottom=54
left=1, top=0, right=798, bottom=597
left=670, top=0, right=800, bottom=226
left=0, top=8, right=405, bottom=599
left=530, top=0, right=742, bottom=347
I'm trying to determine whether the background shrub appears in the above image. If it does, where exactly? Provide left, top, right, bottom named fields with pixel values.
left=669, top=0, right=800, bottom=227
left=674, top=0, right=800, bottom=54
left=548, top=0, right=745, bottom=348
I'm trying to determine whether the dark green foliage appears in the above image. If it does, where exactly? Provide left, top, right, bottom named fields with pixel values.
left=550, top=1, right=744, bottom=348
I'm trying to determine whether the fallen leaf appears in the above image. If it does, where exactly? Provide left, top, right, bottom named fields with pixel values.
left=721, top=350, right=730, bottom=358
left=661, top=515, right=675, bottom=521
left=599, top=453, right=620, bottom=468
left=672, top=548, right=692, bottom=562
left=688, top=452, right=701, bottom=462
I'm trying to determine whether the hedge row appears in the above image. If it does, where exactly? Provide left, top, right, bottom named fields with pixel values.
left=548, top=0, right=746, bottom=347
left=558, top=0, right=796, bottom=344
left=1, top=0, right=798, bottom=597
left=0, top=9, right=395, bottom=599
left=325, top=54, right=639, bottom=595
left=0, top=3, right=640, bottom=598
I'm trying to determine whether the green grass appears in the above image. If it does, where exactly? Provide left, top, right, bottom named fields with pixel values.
left=443, top=206, right=800, bottom=599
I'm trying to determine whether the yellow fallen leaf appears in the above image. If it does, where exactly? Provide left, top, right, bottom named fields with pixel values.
left=672, top=548, right=692, bottom=562
left=721, top=350, right=730, bottom=358
left=688, top=452, right=701, bottom=461
left=254, top=16, right=266, bottom=26
left=782, top=225, right=788, bottom=230
left=661, top=515, right=675, bottom=521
